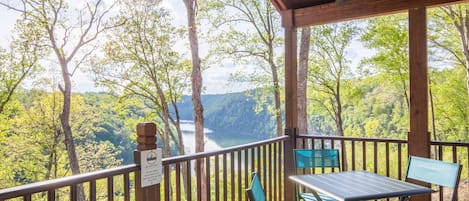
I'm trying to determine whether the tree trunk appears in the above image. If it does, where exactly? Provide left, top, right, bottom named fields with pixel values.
left=269, top=42, right=282, bottom=137
left=429, top=87, right=438, bottom=158
left=335, top=80, right=347, bottom=170
left=58, top=60, right=85, bottom=201
left=298, top=27, right=311, bottom=147
left=446, top=6, right=469, bottom=97
left=272, top=70, right=282, bottom=137
left=183, top=0, right=206, bottom=200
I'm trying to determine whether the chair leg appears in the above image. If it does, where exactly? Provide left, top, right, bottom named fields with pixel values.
left=311, top=191, right=323, bottom=201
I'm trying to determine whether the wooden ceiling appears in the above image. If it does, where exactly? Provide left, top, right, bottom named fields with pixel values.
left=271, top=0, right=335, bottom=10
left=271, top=0, right=469, bottom=27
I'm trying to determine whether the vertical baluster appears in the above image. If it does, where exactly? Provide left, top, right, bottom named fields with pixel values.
left=223, top=153, right=227, bottom=201
left=321, top=139, right=325, bottom=173
left=206, top=156, right=211, bottom=201
left=176, top=163, right=181, bottom=201
left=341, top=140, right=347, bottom=171
left=362, top=141, right=367, bottom=171
left=452, top=145, right=458, bottom=201
left=351, top=140, right=356, bottom=171
left=244, top=149, right=248, bottom=200
left=108, top=176, right=114, bottom=201
left=397, top=143, right=402, bottom=180
left=438, top=145, right=443, bottom=201
left=215, top=155, right=220, bottom=201
left=250, top=148, right=255, bottom=173
left=164, top=164, right=170, bottom=201
left=124, top=173, right=130, bottom=201
left=373, top=141, right=378, bottom=174
left=257, top=146, right=261, bottom=176
left=231, top=152, right=235, bottom=201
left=273, top=143, right=278, bottom=201
left=452, top=145, right=457, bottom=163
left=237, top=151, right=242, bottom=201
left=187, top=160, right=192, bottom=201
left=90, top=180, right=97, bottom=201
left=385, top=142, right=390, bottom=177
left=268, top=144, right=272, bottom=201
left=23, top=194, right=31, bottom=201
left=47, top=189, right=55, bottom=201
left=197, top=159, right=202, bottom=201
left=278, top=141, right=283, bottom=200
left=262, top=144, right=267, bottom=197
left=244, top=148, right=248, bottom=186
left=71, top=184, right=78, bottom=201
left=467, top=146, right=469, bottom=201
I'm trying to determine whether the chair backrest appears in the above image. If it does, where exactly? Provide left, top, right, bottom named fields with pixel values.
left=294, top=149, right=340, bottom=169
left=246, top=172, right=266, bottom=201
left=405, top=156, right=462, bottom=201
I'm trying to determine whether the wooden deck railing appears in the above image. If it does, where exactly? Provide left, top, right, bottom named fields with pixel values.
left=0, top=164, right=138, bottom=201
left=2, top=131, right=469, bottom=201
left=0, top=133, right=288, bottom=201
left=160, top=136, right=287, bottom=201
left=297, top=134, right=469, bottom=201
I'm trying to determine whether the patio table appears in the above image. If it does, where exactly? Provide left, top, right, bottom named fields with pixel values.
left=289, top=170, right=435, bottom=201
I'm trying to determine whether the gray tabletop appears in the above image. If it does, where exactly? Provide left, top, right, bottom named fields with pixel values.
left=289, top=171, right=435, bottom=201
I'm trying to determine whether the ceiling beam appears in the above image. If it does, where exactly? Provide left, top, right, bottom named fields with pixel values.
left=270, top=0, right=288, bottom=11
left=294, top=0, right=469, bottom=27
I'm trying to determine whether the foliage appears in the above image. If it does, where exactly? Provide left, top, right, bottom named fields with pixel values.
left=0, top=92, right=129, bottom=188
left=0, top=19, right=44, bottom=113
left=201, top=0, right=284, bottom=136
left=92, top=0, right=190, bottom=158
left=360, top=14, right=410, bottom=108
left=307, top=22, right=359, bottom=137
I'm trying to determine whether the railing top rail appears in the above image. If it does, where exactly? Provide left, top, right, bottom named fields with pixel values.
left=163, top=135, right=289, bottom=164
left=0, top=164, right=139, bottom=200
left=299, top=134, right=469, bottom=146
left=297, top=134, right=407, bottom=143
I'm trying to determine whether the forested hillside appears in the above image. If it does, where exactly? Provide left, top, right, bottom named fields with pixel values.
left=176, top=92, right=276, bottom=137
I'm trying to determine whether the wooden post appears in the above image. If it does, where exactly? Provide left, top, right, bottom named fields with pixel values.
left=134, top=123, right=159, bottom=201
left=282, top=9, right=298, bottom=201
left=408, top=7, right=431, bottom=201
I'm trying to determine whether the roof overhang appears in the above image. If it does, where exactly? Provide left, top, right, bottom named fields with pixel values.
left=271, top=0, right=469, bottom=27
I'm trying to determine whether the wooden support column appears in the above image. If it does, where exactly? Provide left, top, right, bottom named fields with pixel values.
left=408, top=7, right=431, bottom=201
left=282, top=9, right=298, bottom=201
left=134, top=123, right=159, bottom=201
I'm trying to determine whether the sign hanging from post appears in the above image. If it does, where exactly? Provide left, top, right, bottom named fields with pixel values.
left=140, top=148, right=162, bottom=187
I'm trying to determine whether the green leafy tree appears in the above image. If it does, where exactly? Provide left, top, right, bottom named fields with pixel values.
left=92, top=0, right=190, bottom=160
left=360, top=14, right=410, bottom=108
left=202, top=0, right=283, bottom=136
left=0, top=4, right=119, bottom=200
left=430, top=4, right=469, bottom=98
left=0, top=20, right=43, bottom=113
left=308, top=22, right=358, bottom=138
left=0, top=90, right=122, bottom=189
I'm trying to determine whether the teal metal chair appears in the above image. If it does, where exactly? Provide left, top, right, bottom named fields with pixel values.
left=246, top=172, right=266, bottom=201
left=401, top=156, right=462, bottom=201
left=294, top=149, right=340, bottom=201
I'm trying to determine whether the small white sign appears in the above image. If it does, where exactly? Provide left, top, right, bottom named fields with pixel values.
left=141, top=148, right=162, bottom=187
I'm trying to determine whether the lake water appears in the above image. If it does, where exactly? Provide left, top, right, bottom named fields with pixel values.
left=180, top=120, right=266, bottom=154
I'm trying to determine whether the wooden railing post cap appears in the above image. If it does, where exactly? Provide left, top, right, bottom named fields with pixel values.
left=137, top=122, right=156, bottom=137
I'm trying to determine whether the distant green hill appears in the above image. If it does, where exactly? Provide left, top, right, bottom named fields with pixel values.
left=176, top=91, right=276, bottom=138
